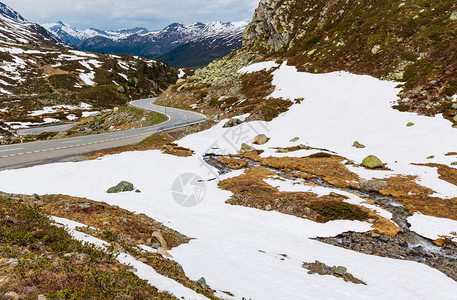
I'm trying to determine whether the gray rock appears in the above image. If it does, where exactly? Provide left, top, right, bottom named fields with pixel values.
left=107, top=181, right=135, bottom=193
left=223, top=118, right=242, bottom=128
left=334, top=266, right=347, bottom=276
left=359, top=180, right=388, bottom=192
left=151, top=242, right=161, bottom=250
left=197, top=277, right=208, bottom=289
left=253, top=134, right=270, bottom=145
left=32, top=193, right=40, bottom=201
left=176, top=263, right=184, bottom=273
left=379, top=235, right=391, bottom=242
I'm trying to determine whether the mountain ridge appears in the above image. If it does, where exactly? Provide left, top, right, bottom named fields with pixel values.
left=43, top=20, right=249, bottom=68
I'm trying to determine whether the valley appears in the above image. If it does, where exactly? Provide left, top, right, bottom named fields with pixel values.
left=0, top=0, right=457, bottom=299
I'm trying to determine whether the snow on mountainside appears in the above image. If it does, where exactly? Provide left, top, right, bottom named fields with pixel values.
left=42, top=21, right=149, bottom=45
left=0, top=2, right=58, bottom=45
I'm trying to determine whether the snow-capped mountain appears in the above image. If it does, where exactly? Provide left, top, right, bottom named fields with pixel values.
left=43, top=20, right=248, bottom=68
left=42, top=21, right=149, bottom=45
left=0, top=2, right=58, bottom=45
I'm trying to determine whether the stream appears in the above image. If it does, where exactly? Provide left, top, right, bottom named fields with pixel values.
left=203, top=153, right=457, bottom=281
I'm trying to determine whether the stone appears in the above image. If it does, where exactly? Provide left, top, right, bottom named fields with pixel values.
left=334, top=266, right=347, bottom=276
left=197, top=277, right=208, bottom=289
left=32, top=193, right=40, bottom=201
left=240, top=143, right=256, bottom=153
left=406, top=122, right=414, bottom=127
left=453, top=115, right=457, bottom=122
left=276, top=148, right=288, bottom=153
left=253, top=134, right=270, bottom=145
left=362, top=155, right=383, bottom=169
left=451, top=103, right=457, bottom=110
left=79, top=127, right=85, bottom=131
left=427, top=155, right=435, bottom=159
left=307, top=271, right=314, bottom=275
left=371, top=45, right=381, bottom=54
left=78, top=203, right=92, bottom=208
left=107, top=181, right=135, bottom=193
left=135, top=189, right=141, bottom=193
left=352, top=141, right=365, bottom=148
left=37, top=295, right=47, bottom=300
left=2, top=193, right=10, bottom=200
left=265, top=204, right=272, bottom=211
left=450, top=11, right=457, bottom=21
left=151, top=242, right=161, bottom=249
left=451, top=162, right=457, bottom=166
left=379, top=235, right=391, bottom=242
left=174, top=264, right=184, bottom=273
left=290, top=137, right=300, bottom=142
left=359, top=180, right=388, bottom=192
left=223, top=118, right=242, bottom=128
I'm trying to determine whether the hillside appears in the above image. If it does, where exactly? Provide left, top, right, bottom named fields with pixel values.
left=159, top=0, right=457, bottom=124
left=44, top=21, right=248, bottom=68
left=0, top=2, right=179, bottom=139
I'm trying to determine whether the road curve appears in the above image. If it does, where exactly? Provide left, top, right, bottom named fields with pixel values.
left=0, top=98, right=206, bottom=169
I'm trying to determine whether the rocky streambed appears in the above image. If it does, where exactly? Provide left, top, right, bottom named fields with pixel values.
left=203, top=153, right=457, bottom=281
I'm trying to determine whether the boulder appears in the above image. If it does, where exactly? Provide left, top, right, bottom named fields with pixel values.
left=197, top=277, right=208, bottom=289
left=240, top=143, right=256, bottom=153
left=352, top=141, right=365, bottom=148
left=450, top=11, right=457, bottom=21
left=107, top=181, right=134, bottom=193
left=223, top=118, right=242, bottom=128
left=334, top=266, right=347, bottom=276
left=360, top=180, right=388, bottom=192
left=32, top=193, right=40, bottom=201
left=253, top=134, right=270, bottom=145
left=362, top=155, right=383, bottom=169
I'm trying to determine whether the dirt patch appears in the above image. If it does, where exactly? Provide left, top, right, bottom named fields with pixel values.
left=219, top=167, right=398, bottom=235
left=217, top=157, right=248, bottom=169
left=26, top=194, right=189, bottom=249
left=254, top=154, right=360, bottom=189
left=378, top=174, right=457, bottom=221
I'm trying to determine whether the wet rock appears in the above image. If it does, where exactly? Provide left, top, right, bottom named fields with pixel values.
left=352, top=141, right=365, bottom=148
left=107, top=181, right=134, bottom=193
left=223, top=118, right=242, bottom=128
left=197, top=277, right=208, bottom=289
left=360, top=180, right=388, bottom=192
left=253, top=134, right=270, bottom=145
left=362, top=155, right=383, bottom=169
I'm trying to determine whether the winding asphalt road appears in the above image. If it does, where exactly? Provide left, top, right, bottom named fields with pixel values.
left=0, top=98, right=206, bottom=169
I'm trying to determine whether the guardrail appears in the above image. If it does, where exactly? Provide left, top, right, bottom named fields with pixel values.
left=155, top=118, right=207, bottom=134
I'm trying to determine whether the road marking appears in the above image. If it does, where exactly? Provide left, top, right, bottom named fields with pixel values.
left=0, top=147, right=23, bottom=153
left=63, top=140, right=82, bottom=144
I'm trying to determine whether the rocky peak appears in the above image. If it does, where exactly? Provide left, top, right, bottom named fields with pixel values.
left=0, top=2, right=26, bottom=23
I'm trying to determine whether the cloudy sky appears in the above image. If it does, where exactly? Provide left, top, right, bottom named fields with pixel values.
left=2, top=0, right=259, bottom=30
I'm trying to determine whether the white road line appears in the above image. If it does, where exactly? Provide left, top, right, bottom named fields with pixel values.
left=0, top=147, right=23, bottom=153
left=63, top=140, right=82, bottom=144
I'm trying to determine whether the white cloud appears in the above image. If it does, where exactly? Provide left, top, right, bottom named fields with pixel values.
left=2, top=0, right=259, bottom=30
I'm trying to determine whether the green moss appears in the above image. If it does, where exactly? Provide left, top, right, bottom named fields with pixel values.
left=308, top=201, right=369, bottom=223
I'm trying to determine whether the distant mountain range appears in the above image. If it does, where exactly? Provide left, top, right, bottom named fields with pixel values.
left=42, top=21, right=248, bottom=68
